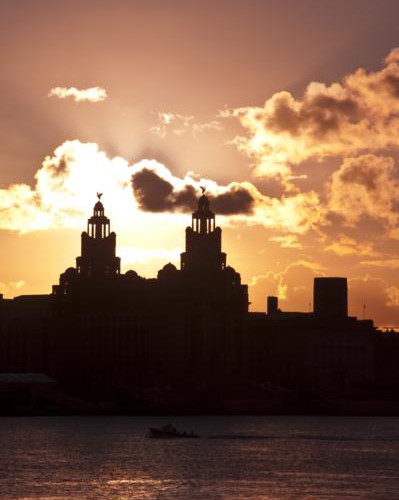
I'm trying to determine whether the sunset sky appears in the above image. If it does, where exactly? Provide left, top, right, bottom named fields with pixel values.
left=2, top=0, right=399, bottom=325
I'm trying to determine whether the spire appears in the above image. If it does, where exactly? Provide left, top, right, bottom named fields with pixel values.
left=76, top=194, right=121, bottom=276
left=181, top=188, right=226, bottom=272
left=88, top=194, right=110, bottom=239
left=192, top=187, right=215, bottom=234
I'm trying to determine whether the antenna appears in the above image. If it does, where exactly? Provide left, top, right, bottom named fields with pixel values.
left=363, top=303, right=366, bottom=320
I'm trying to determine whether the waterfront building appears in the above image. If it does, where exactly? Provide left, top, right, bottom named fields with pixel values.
left=0, top=191, right=397, bottom=412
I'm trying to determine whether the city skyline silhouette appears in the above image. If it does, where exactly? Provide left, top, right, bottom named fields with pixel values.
left=1, top=190, right=398, bottom=417
left=2, top=1, right=399, bottom=327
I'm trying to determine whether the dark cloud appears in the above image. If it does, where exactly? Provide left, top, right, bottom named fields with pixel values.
left=303, top=94, right=360, bottom=136
left=54, top=157, right=69, bottom=174
left=131, top=169, right=174, bottom=211
left=266, top=91, right=360, bottom=138
left=339, top=159, right=379, bottom=191
left=210, top=186, right=254, bottom=214
left=174, top=186, right=197, bottom=209
left=131, top=168, right=255, bottom=215
left=383, top=73, right=399, bottom=98
left=131, top=168, right=197, bottom=212
left=265, top=94, right=300, bottom=135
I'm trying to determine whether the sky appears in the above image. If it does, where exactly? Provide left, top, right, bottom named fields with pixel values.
left=2, top=0, right=399, bottom=325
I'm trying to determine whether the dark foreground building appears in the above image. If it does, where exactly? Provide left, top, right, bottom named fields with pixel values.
left=0, top=193, right=398, bottom=414
left=49, top=193, right=248, bottom=399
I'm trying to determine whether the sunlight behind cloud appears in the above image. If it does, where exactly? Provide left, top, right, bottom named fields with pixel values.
left=0, top=140, right=324, bottom=236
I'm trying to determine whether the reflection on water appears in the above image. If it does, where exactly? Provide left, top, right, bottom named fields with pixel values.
left=0, top=416, right=398, bottom=499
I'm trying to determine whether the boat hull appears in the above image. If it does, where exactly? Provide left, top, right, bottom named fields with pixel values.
left=149, top=427, right=199, bottom=438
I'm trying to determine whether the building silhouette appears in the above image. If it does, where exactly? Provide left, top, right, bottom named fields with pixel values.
left=48, top=192, right=247, bottom=400
left=0, top=191, right=399, bottom=414
left=77, top=194, right=121, bottom=277
left=313, top=277, right=348, bottom=319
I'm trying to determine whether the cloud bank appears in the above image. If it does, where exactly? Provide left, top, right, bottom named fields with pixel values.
left=0, top=140, right=323, bottom=234
left=224, top=48, right=399, bottom=184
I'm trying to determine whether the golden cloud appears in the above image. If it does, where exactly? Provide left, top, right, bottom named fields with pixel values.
left=360, top=259, right=399, bottom=269
left=0, top=280, right=26, bottom=297
left=249, top=260, right=326, bottom=310
left=328, top=154, right=399, bottom=226
left=48, top=86, right=107, bottom=102
left=149, top=111, right=222, bottom=138
left=326, top=233, right=378, bottom=257
left=269, top=234, right=302, bottom=249
left=349, top=275, right=399, bottom=324
left=0, top=140, right=323, bottom=235
left=223, top=48, right=399, bottom=184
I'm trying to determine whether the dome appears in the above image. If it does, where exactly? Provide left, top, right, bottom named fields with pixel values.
left=125, top=270, right=139, bottom=279
left=94, top=200, right=104, bottom=212
left=60, top=267, right=77, bottom=285
left=64, top=267, right=77, bottom=277
left=157, top=262, right=178, bottom=279
left=162, top=263, right=177, bottom=272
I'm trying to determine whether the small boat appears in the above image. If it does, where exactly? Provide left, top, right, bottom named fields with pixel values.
left=148, top=423, right=199, bottom=439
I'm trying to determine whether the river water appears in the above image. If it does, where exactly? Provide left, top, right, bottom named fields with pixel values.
left=0, top=416, right=398, bottom=499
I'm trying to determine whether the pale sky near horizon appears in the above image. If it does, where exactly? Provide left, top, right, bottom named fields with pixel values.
left=2, top=0, right=399, bottom=325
